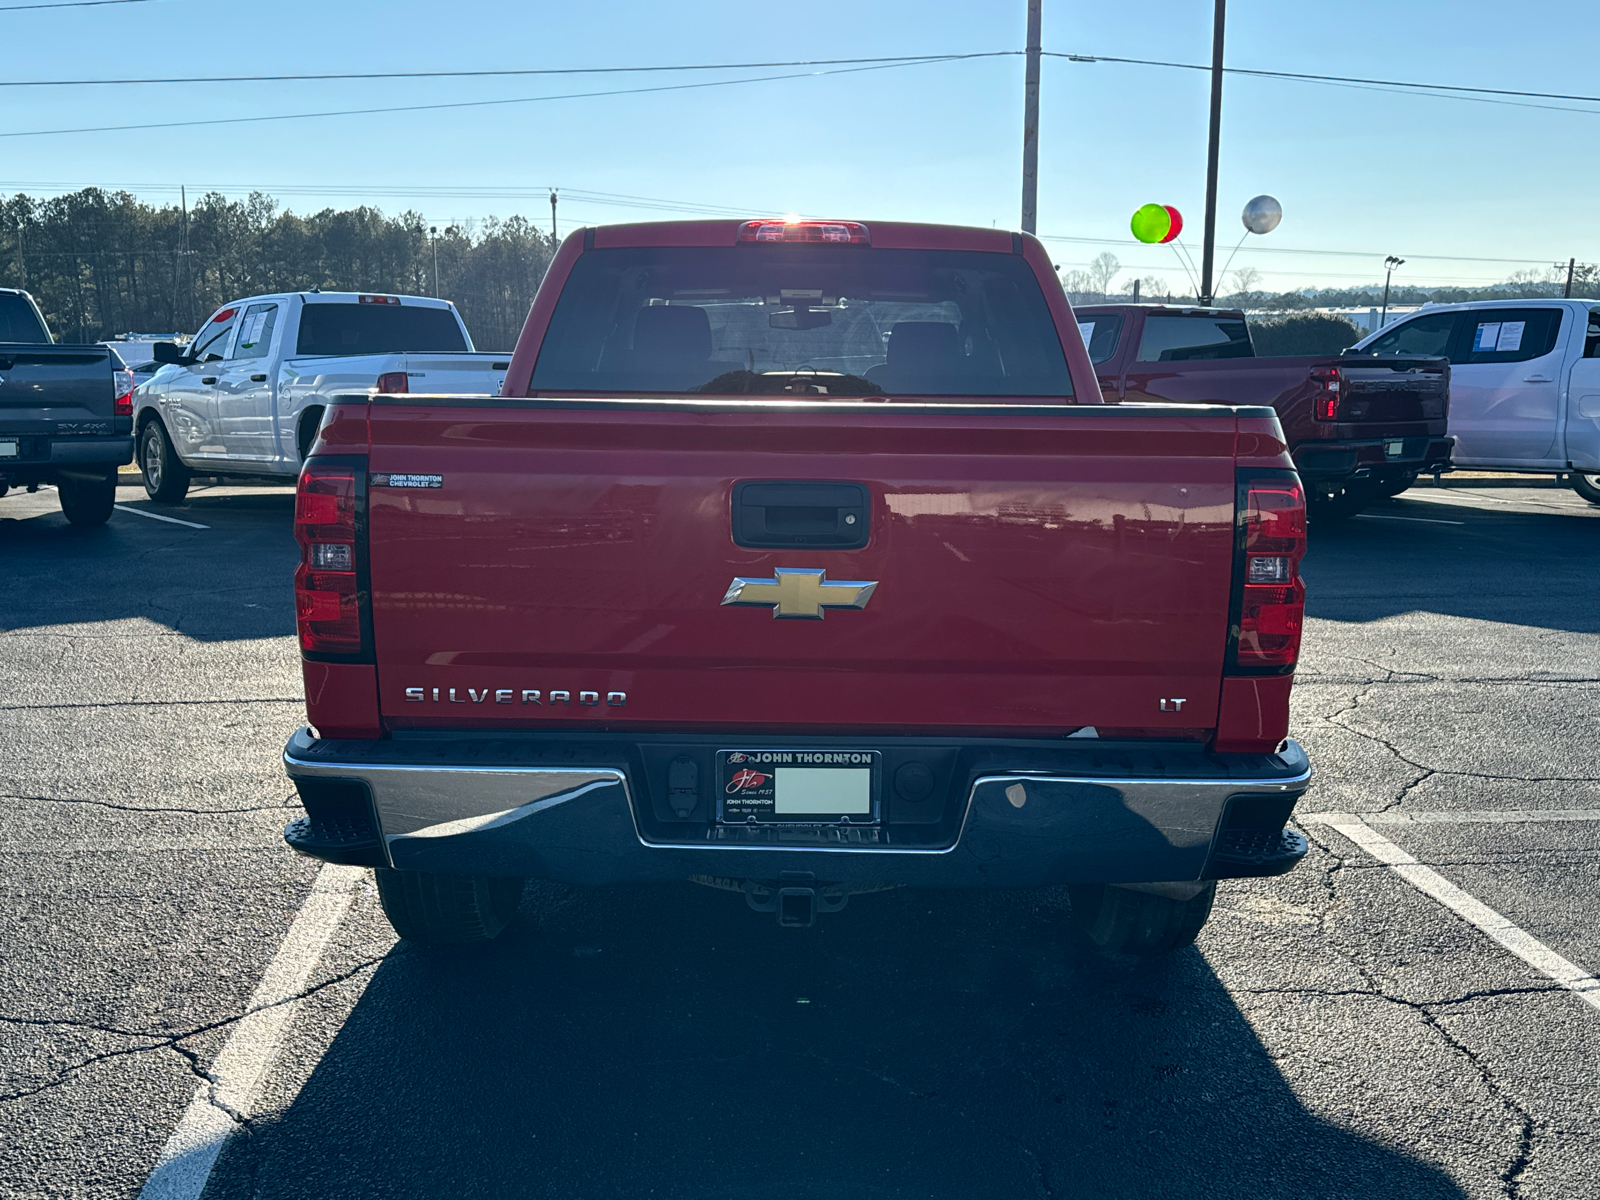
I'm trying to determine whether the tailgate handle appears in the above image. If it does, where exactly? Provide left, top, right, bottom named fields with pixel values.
left=732, top=480, right=870, bottom=549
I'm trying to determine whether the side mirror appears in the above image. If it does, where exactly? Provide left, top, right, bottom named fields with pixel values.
left=151, top=341, right=186, bottom=365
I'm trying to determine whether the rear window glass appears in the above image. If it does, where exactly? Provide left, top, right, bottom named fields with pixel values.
left=295, top=303, right=469, bottom=357
left=1136, top=315, right=1252, bottom=362
left=530, top=246, right=1072, bottom=398
left=0, top=293, right=50, bottom=344
left=1459, top=307, right=1563, bottom=364
left=1076, top=313, right=1125, bottom=364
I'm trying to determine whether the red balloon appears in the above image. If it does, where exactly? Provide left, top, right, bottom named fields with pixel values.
left=1160, top=206, right=1184, bottom=244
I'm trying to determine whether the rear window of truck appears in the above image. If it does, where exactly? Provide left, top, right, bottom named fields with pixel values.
left=530, top=247, right=1072, bottom=397
left=1136, top=315, right=1252, bottom=362
left=295, top=304, right=469, bottom=357
left=0, top=293, right=51, bottom=344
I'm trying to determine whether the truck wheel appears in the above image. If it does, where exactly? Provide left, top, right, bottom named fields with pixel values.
left=139, top=420, right=191, bottom=503
left=57, top=476, right=117, bottom=527
left=374, top=868, right=524, bottom=946
left=1067, top=882, right=1216, bottom=956
left=1377, top=472, right=1417, bottom=499
left=1307, top=487, right=1369, bottom=521
left=1573, top=473, right=1600, bottom=504
left=297, top=407, right=324, bottom=463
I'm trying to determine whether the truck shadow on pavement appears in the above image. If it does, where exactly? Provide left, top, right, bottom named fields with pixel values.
left=209, top=883, right=1466, bottom=1200
left=1303, top=493, right=1600, bottom=635
left=0, top=487, right=297, bottom=640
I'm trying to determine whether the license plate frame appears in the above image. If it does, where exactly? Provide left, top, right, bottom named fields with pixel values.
left=716, top=749, right=881, bottom=825
left=0, top=439, right=17, bottom=459
left=1384, top=438, right=1406, bottom=459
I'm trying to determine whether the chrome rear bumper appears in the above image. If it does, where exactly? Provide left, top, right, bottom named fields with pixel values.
left=283, top=727, right=1312, bottom=887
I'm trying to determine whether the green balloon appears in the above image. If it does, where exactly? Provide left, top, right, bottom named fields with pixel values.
left=1131, top=203, right=1172, bottom=244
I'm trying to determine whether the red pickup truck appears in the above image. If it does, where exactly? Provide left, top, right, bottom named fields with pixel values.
left=283, top=220, right=1312, bottom=956
left=1074, top=304, right=1452, bottom=517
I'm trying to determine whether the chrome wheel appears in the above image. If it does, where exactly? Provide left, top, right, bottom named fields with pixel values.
left=141, top=426, right=163, bottom=491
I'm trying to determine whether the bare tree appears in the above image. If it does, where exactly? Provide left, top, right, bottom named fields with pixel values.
left=1086, top=252, right=1121, bottom=297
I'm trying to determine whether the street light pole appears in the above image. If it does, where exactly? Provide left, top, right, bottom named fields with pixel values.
left=1020, top=0, right=1041, bottom=234
left=550, top=190, right=559, bottom=243
left=1381, top=255, right=1404, bottom=326
left=1198, top=0, right=1226, bottom=305
left=429, top=226, right=439, bottom=292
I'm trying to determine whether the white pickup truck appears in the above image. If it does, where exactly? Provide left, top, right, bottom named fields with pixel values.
left=133, top=291, right=508, bottom=502
left=1350, top=298, right=1600, bottom=502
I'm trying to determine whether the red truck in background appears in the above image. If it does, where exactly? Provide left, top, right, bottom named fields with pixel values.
left=283, top=220, right=1313, bottom=956
left=1074, top=304, right=1452, bottom=518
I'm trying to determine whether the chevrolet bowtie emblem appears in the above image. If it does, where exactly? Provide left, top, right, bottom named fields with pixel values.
left=721, top=567, right=878, bottom=620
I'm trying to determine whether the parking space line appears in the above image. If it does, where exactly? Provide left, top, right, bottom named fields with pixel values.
left=136, top=863, right=365, bottom=1200
left=1305, top=813, right=1600, bottom=1014
left=1351, top=513, right=1465, bottom=526
left=1358, top=809, right=1600, bottom=825
left=114, top=505, right=210, bottom=530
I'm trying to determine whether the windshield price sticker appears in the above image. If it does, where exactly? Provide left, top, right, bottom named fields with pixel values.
left=1474, top=321, right=1526, bottom=353
left=717, top=750, right=879, bottom=824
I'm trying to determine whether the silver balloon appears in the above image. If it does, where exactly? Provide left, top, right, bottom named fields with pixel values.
left=1242, top=195, right=1282, bottom=235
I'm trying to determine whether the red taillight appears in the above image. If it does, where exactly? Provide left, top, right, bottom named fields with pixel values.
left=375, top=371, right=408, bottom=394
left=1311, top=366, right=1341, bottom=421
left=736, top=219, right=870, bottom=245
left=113, top=368, right=134, bottom=416
left=294, top=458, right=369, bottom=659
left=1231, top=474, right=1307, bottom=669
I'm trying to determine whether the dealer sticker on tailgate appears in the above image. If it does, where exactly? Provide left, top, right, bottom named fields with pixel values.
left=717, top=750, right=880, bottom=824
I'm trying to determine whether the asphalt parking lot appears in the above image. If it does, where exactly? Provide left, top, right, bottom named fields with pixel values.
left=2, top=478, right=1597, bottom=1200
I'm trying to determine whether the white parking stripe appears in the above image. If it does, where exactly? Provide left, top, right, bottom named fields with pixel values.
left=1306, top=813, right=1600, bottom=1014
left=114, top=505, right=210, bottom=530
left=1360, top=809, right=1600, bottom=825
left=136, top=863, right=365, bottom=1200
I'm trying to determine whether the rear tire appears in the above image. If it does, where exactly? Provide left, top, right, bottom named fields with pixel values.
left=139, top=419, right=191, bottom=503
left=374, top=868, right=524, bottom=946
left=1573, top=473, right=1600, bottom=504
left=1067, top=882, right=1216, bottom=956
left=1308, top=485, right=1371, bottom=521
left=57, top=475, right=117, bottom=526
left=1377, top=471, right=1418, bottom=499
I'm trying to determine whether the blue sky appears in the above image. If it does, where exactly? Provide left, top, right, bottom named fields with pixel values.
left=2, top=0, right=1595, bottom=294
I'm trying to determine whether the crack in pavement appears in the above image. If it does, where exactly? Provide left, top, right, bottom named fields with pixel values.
left=0, top=791, right=299, bottom=816
left=0, top=954, right=389, bottom=1107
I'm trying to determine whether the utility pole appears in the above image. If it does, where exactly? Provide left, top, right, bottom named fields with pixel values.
left=1564, top=257, right=1576, bottom=299
left=1020, top=0, right=1041, bottom=234
left=1381, top=255, right=1404, bottom=325
left=429, top=226, right=439, bottom=291
left=550, top=189, right=559, bottom=243
left=1198, top=0, right=1226, bottom=305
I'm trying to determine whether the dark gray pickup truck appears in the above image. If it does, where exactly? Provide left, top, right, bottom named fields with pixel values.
left=0, top=288, right=134, bottom=525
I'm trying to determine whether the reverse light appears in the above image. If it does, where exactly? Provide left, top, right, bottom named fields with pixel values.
left=1311, top=366, right=1341, bottom=421
left=294, top=458, right=370, bottom=660
left=736, top=220, right=870, bottom=245
left=113, top=367, right=135, bottom=417
left=1230, top=473, right=1307, bottom=670
left=375, top=371, right=409, bottom=394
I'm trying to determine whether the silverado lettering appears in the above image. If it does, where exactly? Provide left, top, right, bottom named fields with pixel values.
left=283, top=218, right=1314, bottom=954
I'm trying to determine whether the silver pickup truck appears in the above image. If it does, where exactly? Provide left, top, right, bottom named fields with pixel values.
left=1, top=288, right=134, bottom=526
left=134, top=291, right=509, bottom=502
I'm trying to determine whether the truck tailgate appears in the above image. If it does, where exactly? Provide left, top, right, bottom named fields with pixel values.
left=0, top=345, right=116, bottom=433
left=365, top=400, right=1239, bottom=735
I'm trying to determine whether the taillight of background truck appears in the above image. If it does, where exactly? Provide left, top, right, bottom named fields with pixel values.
left=1310, top=366, right=1341, bottom=421
left=375, top=371, right=408, bottom=393
left=294, top=458, right=371, bottom=659
left=113, top=368, right=134, bottom=416
left=1231, top=473, right=1306, bottom=669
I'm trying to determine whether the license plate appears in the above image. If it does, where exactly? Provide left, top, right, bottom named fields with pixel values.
left=717, top=750, right=880, bottom=824
left=0, top=439, right=17, bottom=459
left=1385, top=439, right=1405, bottom=458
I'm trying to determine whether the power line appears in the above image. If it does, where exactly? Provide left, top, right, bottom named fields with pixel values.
left=0, top=0, right=154, bottom=10
left=1048, top=52, right=1600, bottom=116
left=0, top=56, right=974, bottom=139
left=0, top=51, right=1015, bottom=87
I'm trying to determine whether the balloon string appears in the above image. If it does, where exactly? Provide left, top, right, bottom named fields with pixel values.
left=1168, top=239, right=1201, bottom=299
left=1216, top=232, right=1252, bottom=297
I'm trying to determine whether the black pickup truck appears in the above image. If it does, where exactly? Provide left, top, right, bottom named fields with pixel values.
left=0, top=288, right=134, bottom=525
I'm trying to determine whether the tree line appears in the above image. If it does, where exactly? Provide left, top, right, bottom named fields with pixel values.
left=0, top=189, right=557, bottom=350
